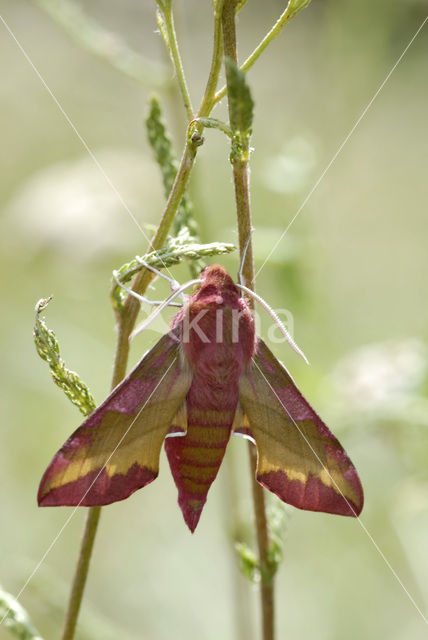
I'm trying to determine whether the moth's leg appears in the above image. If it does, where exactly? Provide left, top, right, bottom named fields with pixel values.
left=112, top=270, right=182, bottom=308
left=135, top=257, right=183, bottom=299
left=131, top=277, right=203, bottom=340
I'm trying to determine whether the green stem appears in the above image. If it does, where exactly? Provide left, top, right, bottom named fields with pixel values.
left=61, top=3, right=226, bottom=637
left=122, top=0, right=226, bottom=321
left=61, top=508, right=101, bottom=640
left=236, top=0, right=249, bottom=13
left=191, top=117, right=232, bottom=138
left=114, top=138, right=199, bottom=362
left=157, top=2, right=194, bottom=120
left=221, top=2, right=274, bottom=640
left=197, top=0, right=225, bottom=117
left=60, top=305, right=143, bottom=640
left=215, top=0, right=308, bottom=104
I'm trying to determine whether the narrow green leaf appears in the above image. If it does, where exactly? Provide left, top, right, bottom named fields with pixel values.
left=264, top=499, right=289, bottom=582
left=146, top=95, right=177, bottom=200
left=146, top=96, right=198, bottom=238
left=235, top=542, right=260, bottom=583
left=110, top=232, right=236, bottom=312
left=32, top=0, right=168, bottom=88
left=234, top=498, right=289, bottom=585
left=33, top=298, right=96, bottom=416
left=224, top=57, right=254, bottom=135
left=192, top=117, right=232, bottom=138
left=0, top=585, right=44, bottom=640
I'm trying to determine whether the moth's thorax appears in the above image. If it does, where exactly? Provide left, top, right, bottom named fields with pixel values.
left=171, top=265, right=255, bottom=399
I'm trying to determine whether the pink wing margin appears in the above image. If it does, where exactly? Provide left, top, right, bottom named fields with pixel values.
left=237, top=339, right=364, bottom=517
left=38, top=331, right=192, bottom=507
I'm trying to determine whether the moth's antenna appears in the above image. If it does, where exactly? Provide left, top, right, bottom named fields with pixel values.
left=112, top=271, right=182, bottom=308
left=131, top=278, right=203, bottom=340
left=135, top=256, right=181, bottom=295
left=236, top=283, right=309, bottom=364
left=238, top=228, right=254, bottom=288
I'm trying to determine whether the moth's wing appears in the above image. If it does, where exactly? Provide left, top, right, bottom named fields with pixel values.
left=38, top=332, right=192, bottom=507
left=237, top=339, right=363, bottom=516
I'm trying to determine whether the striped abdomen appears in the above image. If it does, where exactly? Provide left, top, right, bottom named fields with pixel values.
left=165, top=389, right=237, bottom=532
left=166, top=286, right=255, bottom=531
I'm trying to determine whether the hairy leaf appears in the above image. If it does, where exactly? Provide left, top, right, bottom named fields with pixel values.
left=33, top=298, right=96, bottom=416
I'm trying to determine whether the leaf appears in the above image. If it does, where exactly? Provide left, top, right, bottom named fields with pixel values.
left=33, top=0, right=168, bottom=88
left=234, top=500, right=289, bottom=584
left=0, top=585, right=44, bottom=640
left=146, top=96, right=198, bottom=238
left=265, top=499, right=289, bottom=581
left=110, top=232, right=236, bottom=312
left=33, top=298, right=96, bottom=416
left=235, top=542, right=260, bottom=583
left=224, top=58, right=254, bottom=136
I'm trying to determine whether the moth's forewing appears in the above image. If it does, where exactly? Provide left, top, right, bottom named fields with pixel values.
left=38, top=332, right=192, bottom=507
left=238, top=339, right=363, bottom=516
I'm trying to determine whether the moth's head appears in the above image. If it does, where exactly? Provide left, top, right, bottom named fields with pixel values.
left=200, top=264, right=235, bottom=288
left=192, top=264, right=238, bottom=301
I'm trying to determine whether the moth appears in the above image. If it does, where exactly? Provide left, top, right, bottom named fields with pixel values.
left=38, top=265, right=363, bottom=532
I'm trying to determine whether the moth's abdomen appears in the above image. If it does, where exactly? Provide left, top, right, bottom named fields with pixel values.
left=165, top=403, right=235, bottom=532
left=166, top=271, right=254, bottom=531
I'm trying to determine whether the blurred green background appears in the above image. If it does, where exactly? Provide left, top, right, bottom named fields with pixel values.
left=1, top=0, right=428, bottom=638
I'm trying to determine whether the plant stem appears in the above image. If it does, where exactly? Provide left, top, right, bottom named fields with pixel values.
left=61, top=3, right=226, bottom=637
left=61, top=305, right=145, bottom=640
left=118, top=0, right=226, bottom=331
left=157, top=2, right=194, bottom=120
left=197, top=0, right=225, bottom=117
left=61, top=507, right=100, bottom=640
left=60, top=140, right=198, bottom=640
left=215, top=0, right=308, bottom=104
left=221, top=2, right=274, bottom=640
